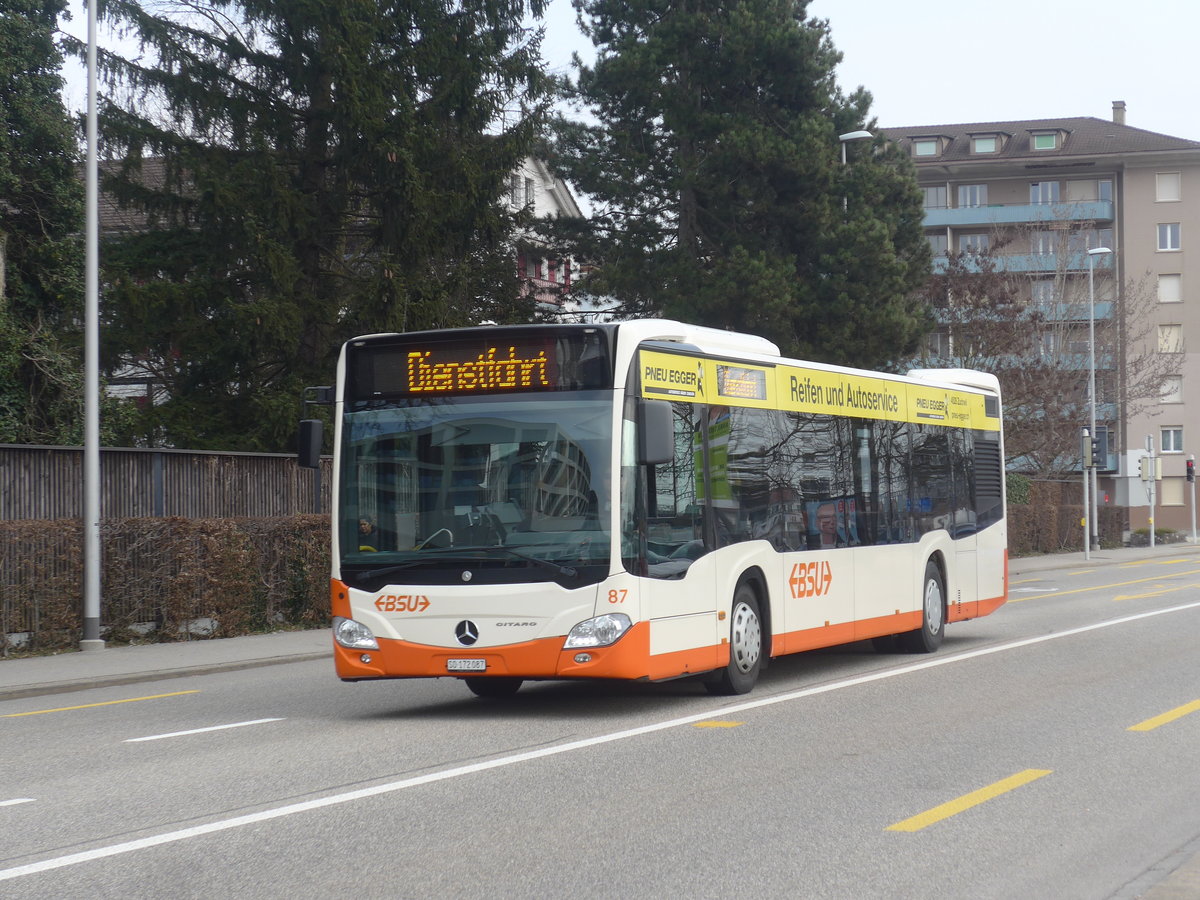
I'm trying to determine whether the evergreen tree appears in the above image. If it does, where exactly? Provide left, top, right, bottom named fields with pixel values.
left=545, top=0, right=930, bottom=368
left=0, top=0, right=89, bottom=443
left=67, top=0, right=550, bottom=450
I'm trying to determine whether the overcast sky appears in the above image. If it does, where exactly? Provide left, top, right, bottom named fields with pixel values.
left=543, top=0, right=1200, bottom=141
left=64, top=0, right=1200, bottom=142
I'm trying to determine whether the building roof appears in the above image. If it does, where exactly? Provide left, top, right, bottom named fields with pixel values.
left=880, top=117, right=1200, bottom=164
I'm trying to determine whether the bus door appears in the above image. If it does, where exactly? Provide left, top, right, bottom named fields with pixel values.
left=633, top=400, right=720, bottom=670
left=950, top=428, right=979, bottom=620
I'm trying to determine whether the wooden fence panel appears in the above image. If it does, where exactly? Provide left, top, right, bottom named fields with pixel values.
left=1, top=445, right=332, bottom=521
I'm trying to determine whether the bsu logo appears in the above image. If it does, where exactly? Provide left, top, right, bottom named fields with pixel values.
left=374, top=594, right=430, bottom=613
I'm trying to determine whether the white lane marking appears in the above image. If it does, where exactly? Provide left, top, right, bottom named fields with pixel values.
left=5, top=599, right=1200, bottom=882
left=1, top=799, right=35, bottom=808
left=124, top=718, right=284, bottom=743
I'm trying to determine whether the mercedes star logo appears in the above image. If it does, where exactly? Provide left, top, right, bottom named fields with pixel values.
left=455, top=620, right=479, bottom=645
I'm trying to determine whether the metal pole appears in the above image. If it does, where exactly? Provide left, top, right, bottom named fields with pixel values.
left=81, top=0, right=104, bottom=651
left=1088, top=254, right=1098, bottom=551
left=1147, top=436, right=1156, bottom=549
left=1081, top=428, right=1090, bottom=560
left=1190, top=455, right=1197, bottom=544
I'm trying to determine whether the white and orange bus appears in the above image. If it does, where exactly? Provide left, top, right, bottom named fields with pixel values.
left=317, top=319, right=1006, bottom=697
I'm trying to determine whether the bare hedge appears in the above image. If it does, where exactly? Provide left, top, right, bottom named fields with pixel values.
left=1, top=516, right=330, bottom=653
left=1007, top=480, right=1126, bottom=555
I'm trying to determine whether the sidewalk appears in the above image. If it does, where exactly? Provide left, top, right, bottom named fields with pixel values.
left=1008, top=540, right=1200, bottom=577
left=0, top=629, right=331, bottom=701
left=4, top=542, right=1200, bottom=704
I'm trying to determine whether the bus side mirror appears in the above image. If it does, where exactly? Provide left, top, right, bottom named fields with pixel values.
left=298, top=419, right=323, bottom=469
left=637, top=400, right=674, bottom=465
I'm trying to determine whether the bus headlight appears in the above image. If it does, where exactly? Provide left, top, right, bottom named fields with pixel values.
left=564, top=613, right=632, bottom=648
left=333, top=616, right=379, bottom=650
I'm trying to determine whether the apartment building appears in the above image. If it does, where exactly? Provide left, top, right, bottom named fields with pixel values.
left=883, top=103, right=1200, bottom=534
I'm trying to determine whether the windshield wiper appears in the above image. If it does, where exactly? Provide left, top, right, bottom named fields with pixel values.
left=351, top=546, right=577, bottom=582
left=456, top=545, right=579, bottom=579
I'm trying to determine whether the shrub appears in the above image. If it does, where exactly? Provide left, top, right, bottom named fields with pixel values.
left=1, top=516, right=330, bottom=653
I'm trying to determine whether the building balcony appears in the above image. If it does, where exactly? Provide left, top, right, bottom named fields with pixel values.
left=933, top=250, right=1115, bottom=275
left=1035, top=301, right=1114, bottom=322
left=923, top=199, right=1114, bottom=229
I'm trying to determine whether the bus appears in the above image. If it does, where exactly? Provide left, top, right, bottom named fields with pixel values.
left=308, top=319, right=1006, bottom=697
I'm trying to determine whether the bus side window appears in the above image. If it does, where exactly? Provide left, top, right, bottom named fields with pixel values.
left=643, top=402, right=707, bottom=577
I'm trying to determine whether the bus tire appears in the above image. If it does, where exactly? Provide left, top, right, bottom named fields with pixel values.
left=900, top=560, right=945, bottom=653
left=705, top=581, right=763, bottom=695
left=464, top=677, right=523, bottom=698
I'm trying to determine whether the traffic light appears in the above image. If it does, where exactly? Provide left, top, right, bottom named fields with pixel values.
left=1188, top=458, right=1195, bottom=483
left=1090, top=436, right=1099, bottom=467
left=1139, top=456, right=1152, bottom=482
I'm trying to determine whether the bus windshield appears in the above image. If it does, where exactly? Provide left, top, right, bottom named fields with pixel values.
left=338, top=392, right=613, bottom=586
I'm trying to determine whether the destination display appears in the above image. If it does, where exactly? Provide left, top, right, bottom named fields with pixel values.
left=349, top=330, right=612, bottom=399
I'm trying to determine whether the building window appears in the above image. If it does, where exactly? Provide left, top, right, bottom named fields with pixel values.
left=913, top=139, right=939, bottom=157
left=922, top=185, right=947, bottom=209
left=524, top=178, right=535, bottom=211
left=924, top=330, right=950, bottom=358
left=1158, top=274, right=1183, bottom=303
left=1156, top=173, right=1182, bottom=202
left=1068, top=227, right=1113, bottom=254
left=972, top=136, right=997, bottom=154
left=1032, top=230, right=1061, bottom=255
left=1158, top=324, right=1183, bottom=354
left=1158, top=223, right=1181, bottom=251
left=1030, top=279, right=1056, bottom=307
left=1161, top=427, right=1184, bottom=453
left=958, top=233, right=989, bottom=253
left=526, top=256, right=542, bottom=278
left=509, top=174, right=521, bottom=208
left=927, top=233, right=948, bottom=255
left=1161, top=375, right=1183, bottom=404
left=1161, top=477, right=1185, bottom=507
left=1032, top=133, right=1058, bottom=151
left=957, top=184, right=988, bottom=208
left=1030, top=182, right=1060, bottom=205
left=1098, top=179, right=1113, bottom=202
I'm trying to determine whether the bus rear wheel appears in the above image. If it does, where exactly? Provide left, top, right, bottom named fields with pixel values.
left=464, top=677, right=523, bottom=698
left=705, top=582, right=763, bottom=695
left=900, top=560, right=945, bottom=653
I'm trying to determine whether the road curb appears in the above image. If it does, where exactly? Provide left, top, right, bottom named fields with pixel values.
left=0, top=651, right=329, bottom=703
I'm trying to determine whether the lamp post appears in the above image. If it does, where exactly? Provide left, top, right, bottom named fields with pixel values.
left=838, top=130, right=872, bottom=211
left=81, top=0, right=104, bottom=651
left=1087, top=246, right=1112, bottom=552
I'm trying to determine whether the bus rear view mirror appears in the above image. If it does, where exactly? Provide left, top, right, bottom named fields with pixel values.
left=637, top=400, right=674, bottom=465
left=298, top=419, right=323, bottom=469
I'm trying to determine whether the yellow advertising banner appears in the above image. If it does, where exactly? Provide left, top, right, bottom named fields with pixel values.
left=638, top=349, right=997, bottom=431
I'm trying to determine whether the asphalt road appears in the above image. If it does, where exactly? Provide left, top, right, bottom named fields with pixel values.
left=3, top=555, right=1200, bottom=898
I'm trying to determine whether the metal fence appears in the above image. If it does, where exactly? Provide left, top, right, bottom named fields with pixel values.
left=0, top=445, right=332, bottom=520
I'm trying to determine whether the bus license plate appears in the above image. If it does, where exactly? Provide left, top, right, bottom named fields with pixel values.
left=446, top=659, right=487, bottom=672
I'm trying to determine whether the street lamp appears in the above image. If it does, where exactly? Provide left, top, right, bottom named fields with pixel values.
left=82, top=0, right=104, bottom=651
left=1088, top=246, right=1113, bottom=551
left=838, top=131, right=872, bottom=211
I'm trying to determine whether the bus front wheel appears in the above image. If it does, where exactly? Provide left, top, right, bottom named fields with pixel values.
left=464, top=677, right=523, bottom=698
left=900, top=560, right=945, bottom=653
left=705, top=582, right=763, bottom=695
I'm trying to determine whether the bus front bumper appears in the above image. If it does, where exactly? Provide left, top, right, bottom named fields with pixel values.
left=333, top=621, right=653, bottom=682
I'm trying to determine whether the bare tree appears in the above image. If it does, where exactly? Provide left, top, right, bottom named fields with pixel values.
left=912, top=220, right=1170, bottom=478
